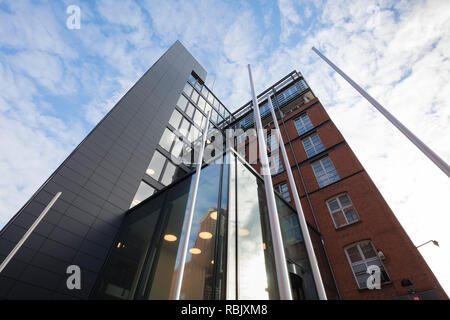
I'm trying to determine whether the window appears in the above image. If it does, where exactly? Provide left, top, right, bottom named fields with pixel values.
left=191, top=90, right=199, bottom=104
left=193, top=110, right=204, bottom=128
left=327, top=194, right=359, bottom=228
left=280, top=215, right=302, bottom=245
left=130, top=181, right=155, bottom=208
left=270, top=154, right=283, bottom=175
left=160, top=161, right=179, bottom=186
left=197, top=96, right=206, bottom=112
left=179, top=118, right=191, bottom=137
left=168, top=110, right=183, bottom=129
left=344, top=241, right=390, bottom=289
left=146, top=150, right=185, bottom=186
left=311, top=157, right=339, bottom=188
left=185, top=103, right=195, bottom=118
left=294, top=114, right=313, bottom=135
left=183, top=83, right=193, bottom=97
left=176, top=95, right=188, bottom=111
left=275, top=183, right=291, bottom=202
left=146, top=151, right=166, bottom=181
left=277, top=85, right=299, bottom=106
left=159, top=129, right=177, bottom=153
left=298, top=79, right=308, bottom=92
left=302, top=133, right=325, bottom=157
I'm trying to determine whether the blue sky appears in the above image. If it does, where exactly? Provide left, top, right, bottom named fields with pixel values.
left=0, top=0, right=449, bottom=293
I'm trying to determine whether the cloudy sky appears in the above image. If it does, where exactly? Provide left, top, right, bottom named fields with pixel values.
left=0, top=0, right=449, bottom=294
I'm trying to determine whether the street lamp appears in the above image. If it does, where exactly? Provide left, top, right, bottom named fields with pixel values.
left=416, top=240, right=439, bottom=249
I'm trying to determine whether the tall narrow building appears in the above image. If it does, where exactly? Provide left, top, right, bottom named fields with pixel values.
left=0, top=41, right=446, bottom=300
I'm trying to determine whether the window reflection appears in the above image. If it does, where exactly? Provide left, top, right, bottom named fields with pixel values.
left=178, top=164, right=222, bottom=299
left=236, top=160, right=279, bottom=300
left=130, top=181, right=155, bottom=208
left=147, top=151, right=166, bottom=180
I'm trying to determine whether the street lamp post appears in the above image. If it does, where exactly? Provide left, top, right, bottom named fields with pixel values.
left=416, top=240, right=439, bottom=249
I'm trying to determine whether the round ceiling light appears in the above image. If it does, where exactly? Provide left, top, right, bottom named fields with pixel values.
left=199, top=231, right=213, bottom=240
left=146, top=168, right=155, bottom=175
left=164, top=234, right=177, bottom=242
left=209, top=211, right=218, bottom=220
left=190, top=248, right=201, bottom=255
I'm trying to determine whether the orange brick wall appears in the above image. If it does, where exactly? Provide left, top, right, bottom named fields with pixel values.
left=243, top=95, right=447, bottom=299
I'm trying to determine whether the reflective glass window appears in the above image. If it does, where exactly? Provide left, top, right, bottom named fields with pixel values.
left=191, top=90, right=199, bottom=104
left=147, top=151, right=166, bottom=181
left=159, top=129, right=176, bottom=152
left=183, top=83, right=193, bottom=97
left=169, top=110, right=183, bottom=129
left=130, top=181, right=155, bottom=208
left=236, top=160, right=279, bottom=299
left=185, top=103, right=195, bottom=118
left=177, top=95, right=188, bottom=111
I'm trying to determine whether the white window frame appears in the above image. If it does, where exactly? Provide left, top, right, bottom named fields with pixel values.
left=302, top=133, right=325, bottom=158
left=294, top=113, right=313, bottom=135
left=344, top=240, right=390, bottom=289
left=326, top=193, right=359, bottom=228
left=311, top=157, right=339, bottom=188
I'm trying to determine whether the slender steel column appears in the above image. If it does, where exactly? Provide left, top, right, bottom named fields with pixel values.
left=312, top=47, right=450, bottom=178
left=0, top=191, right=62, bottom=274
left=247, top=65, right=293, bottom=300
left=172, top=111, right=211, bottom=300
left=267, top=96, right=328, bottom=300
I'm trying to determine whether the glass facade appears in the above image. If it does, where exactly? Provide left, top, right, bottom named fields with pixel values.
left=92, top=151, right=319, bottom=300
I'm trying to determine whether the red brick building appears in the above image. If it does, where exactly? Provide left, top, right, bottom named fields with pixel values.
left=234, top=71, right=447, bottom=300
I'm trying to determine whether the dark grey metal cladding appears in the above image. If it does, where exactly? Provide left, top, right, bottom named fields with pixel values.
left=0, top=40, right=206, bottom=299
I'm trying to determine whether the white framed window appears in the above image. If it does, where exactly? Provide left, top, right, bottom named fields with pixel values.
left=294, top=113, right=313, bottom=135
left=326, top=194, right=359, bottom=228
left=302, top=133, right=325, bottom=157
left=311, top=157, right=339, bottom=188
left=344, top=241, right=390, bottom=289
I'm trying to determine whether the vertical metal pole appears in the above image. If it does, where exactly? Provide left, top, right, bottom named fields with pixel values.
left=312, top=47, right=450, bottom=178
left=267, top=96, right=328, bottom=300
left=247, top=65, right=293, bottom=300
left=172, top=111, right=211, bottom=300
left=0, top=192, right=62, bottom=274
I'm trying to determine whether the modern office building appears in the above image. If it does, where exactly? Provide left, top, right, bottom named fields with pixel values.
left=0, top=41, right=446, bottom=300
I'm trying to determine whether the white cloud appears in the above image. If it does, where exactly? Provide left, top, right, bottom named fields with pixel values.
left=278, top=0, right=303, bottom=42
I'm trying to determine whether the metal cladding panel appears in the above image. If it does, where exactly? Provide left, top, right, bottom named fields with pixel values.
left=0, top=40, right=206, bottom=299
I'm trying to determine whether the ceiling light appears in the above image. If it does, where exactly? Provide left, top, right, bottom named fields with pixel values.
left=209, top=211, right=217, bottom=220
left=238, top=229, right=249, bottom=236
left=146, top=168, right=155, bottom=175
left=211, top=260, right=214, bottom=265
left=190, top=248, right=201, bottom=255
left=199, top=231, right=213, bottom=240
left=164, top=234, right=177, bottom=242
left=263, top=243, right=266, bottom=250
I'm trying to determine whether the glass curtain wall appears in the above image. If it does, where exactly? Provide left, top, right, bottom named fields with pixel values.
left=91, top=151, right=319, bottom=300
